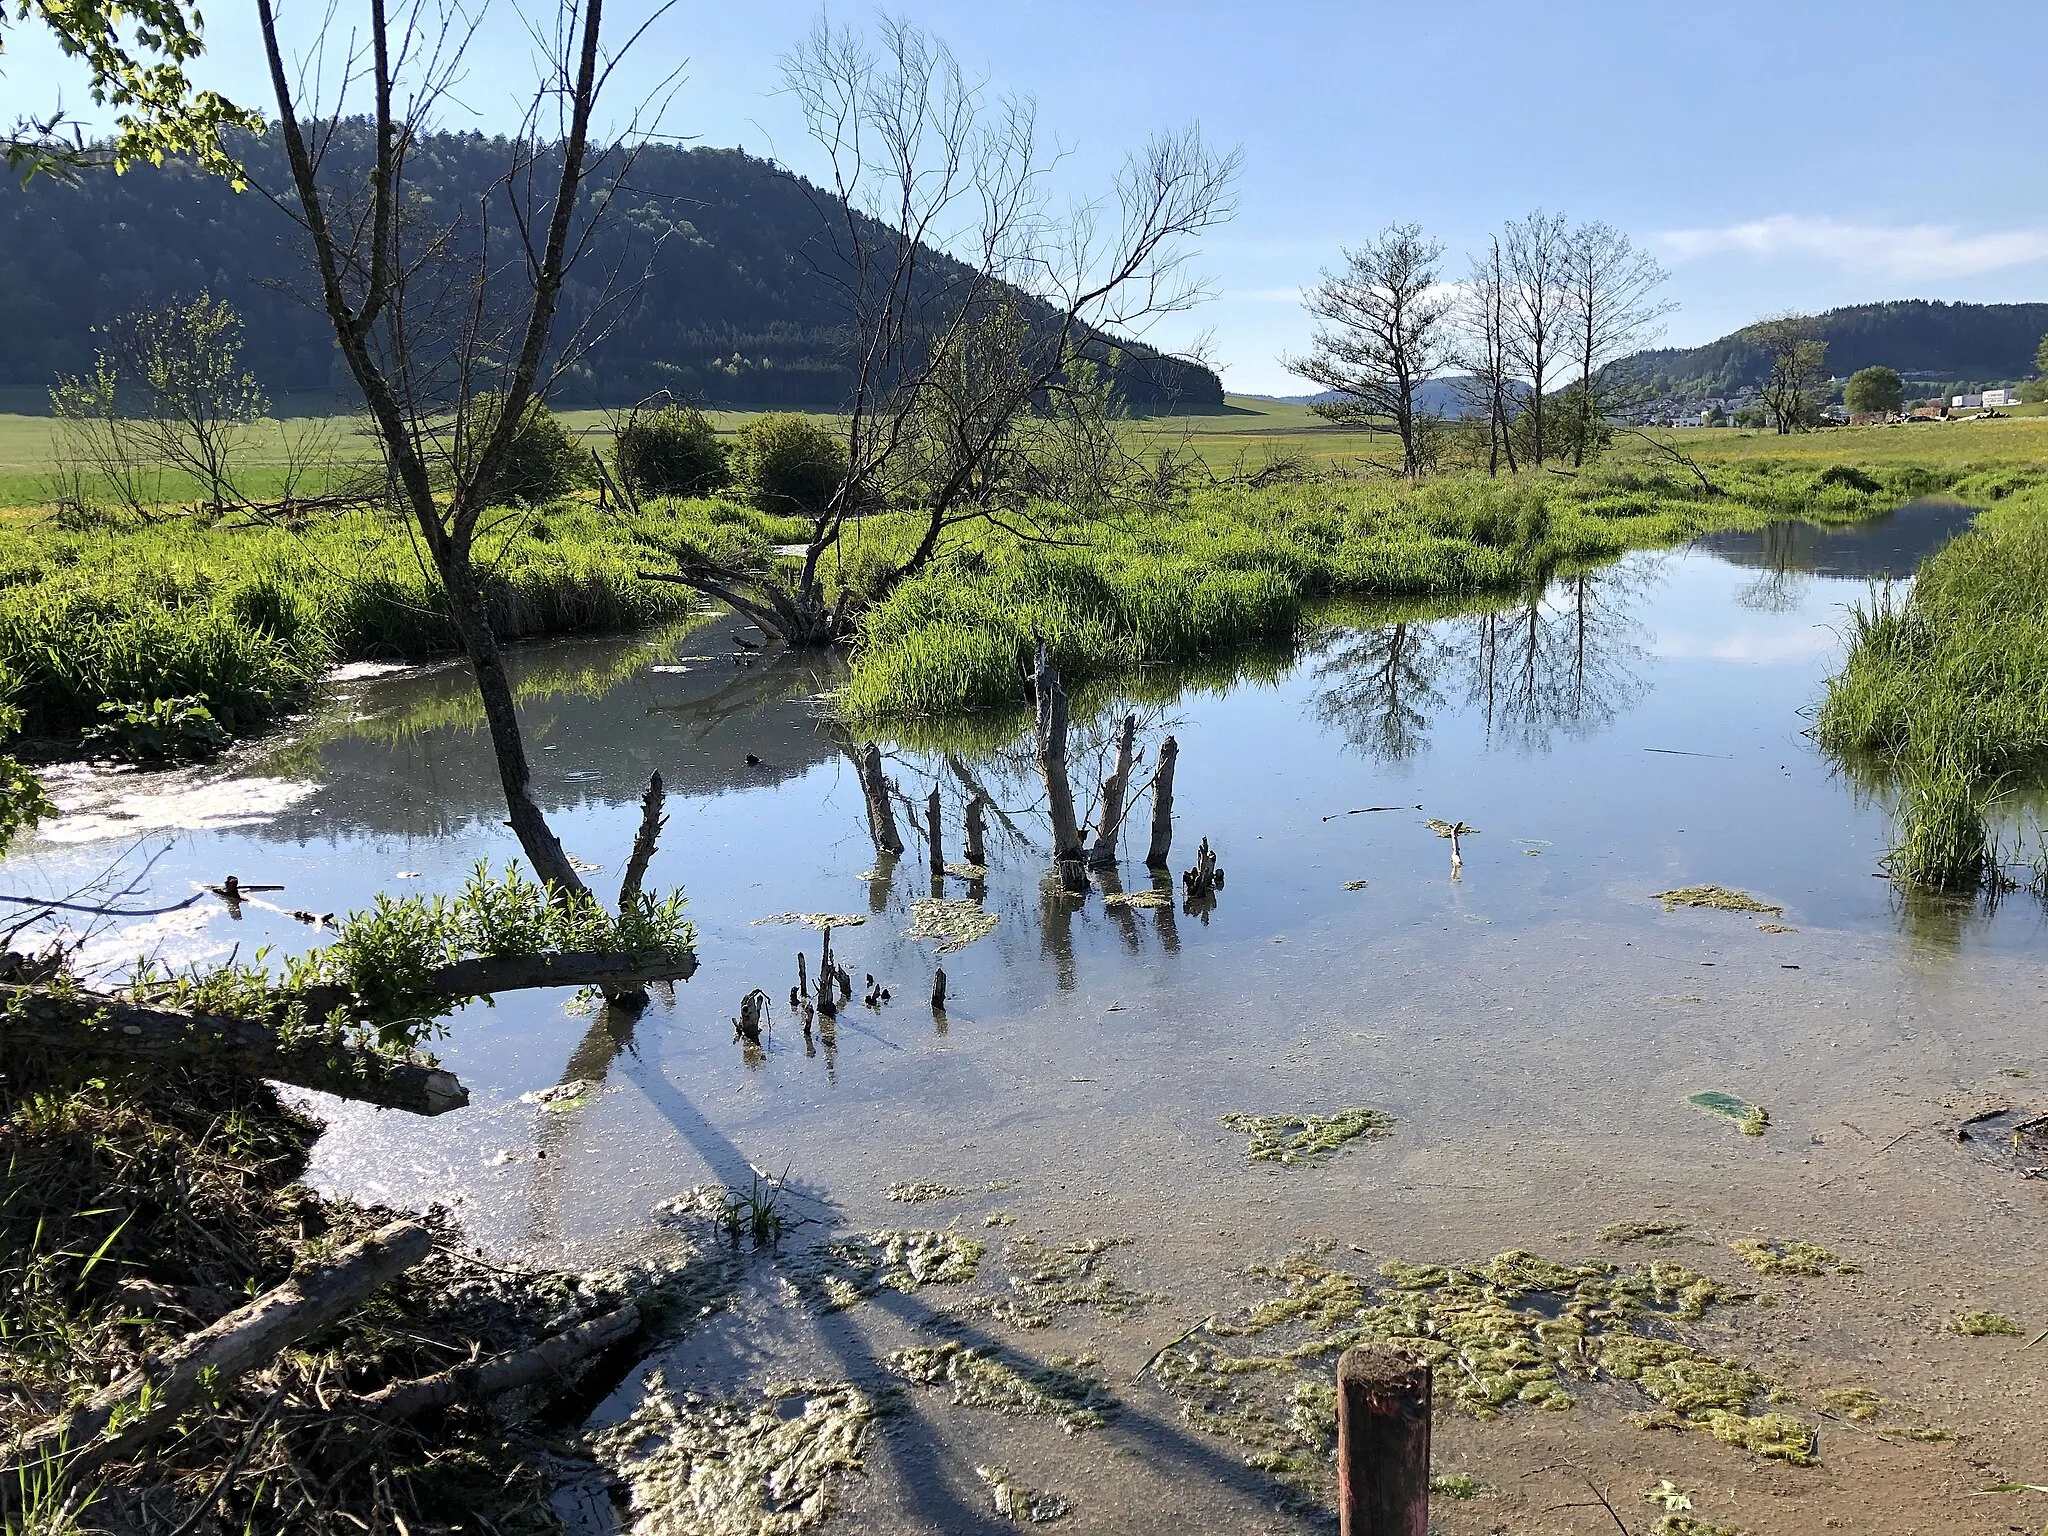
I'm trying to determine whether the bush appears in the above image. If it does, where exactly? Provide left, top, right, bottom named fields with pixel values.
left=615, top=404, right=728, bottom=498
left=732, top=413, right=847, bottom=515
left=82, top=695, right=230, bottom=763
left=467, top=396, right=587, bottom=506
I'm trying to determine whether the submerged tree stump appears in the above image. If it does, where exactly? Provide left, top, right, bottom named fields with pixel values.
left=1145, top=734, right=1177, bottom=870
left=1032, top=644, right=1089, bottom=892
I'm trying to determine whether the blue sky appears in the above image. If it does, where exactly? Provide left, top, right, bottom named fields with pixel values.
left=12, top=1, right=2046, bottom=393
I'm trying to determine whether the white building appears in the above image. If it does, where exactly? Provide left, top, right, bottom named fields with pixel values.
left=1982, top=388, right=2014, bottom=407
left=1953, top=393, right=1984, bottom=409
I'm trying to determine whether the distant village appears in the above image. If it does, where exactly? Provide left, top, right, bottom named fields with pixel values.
left=1625, top=378, right=2030, bottom=430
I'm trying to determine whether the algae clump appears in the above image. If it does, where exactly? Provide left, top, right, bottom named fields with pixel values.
left=974, top=1234, right=1162, bottom=1327
left=589, top=1375, right=874, bottom=1536
left=1221, top=1106, right=1394, bottom=1166
left=887, top=1343, right=1114, bottom=1433
left=1729, top=1238, right=1858, bottom=1277
left=906, top=897, right=999, bottom=954
left=752, top=912, right=868, bottom=929
left=885, top=1180, right=966, bottom=1203
left=1690, top=1092, right=1769, bottom=1136
left=1653, top=885, right=1783, bottom=915
left=1951, top=1310, right=2023, bottom=1336
left=790, top=1229, right=983, bottom=1310
left=975, top=1464, right=1071, bottom=1523
left=1600, top=1219, right=1690, bottom=1245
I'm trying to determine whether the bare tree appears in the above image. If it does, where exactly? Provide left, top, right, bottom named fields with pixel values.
left=1560, top=221, right=1674, bottom=465
left=1503, top=209, right=1570, bottom=466
left=251, top=0, right=673, bottom=895
left=642, top=16, right=1238, bottom=648
left=1455, top=235, right=1519, bottom=477
left=1286, top=223, right=1451, bottom=479
left=1749, top=314, right=1828, bottom=434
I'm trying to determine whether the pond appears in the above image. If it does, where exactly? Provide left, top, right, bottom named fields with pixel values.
left=9, top=495, right=2045, bottom=1535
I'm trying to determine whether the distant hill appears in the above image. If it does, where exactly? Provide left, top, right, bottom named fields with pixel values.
left=0, top=126, right=1220, bottom=410
left=1618, top=300, right=2048, bottom=398
left=1250, top=378, right=1526, bottom=420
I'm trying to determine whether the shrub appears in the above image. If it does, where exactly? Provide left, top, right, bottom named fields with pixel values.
left=466, top=396, right=587, bottom=505
left=82, top=696, right=230, bottom=763
left=732, top=413, right=847, bottom=515
left=615, top=404, right=729, bottom=497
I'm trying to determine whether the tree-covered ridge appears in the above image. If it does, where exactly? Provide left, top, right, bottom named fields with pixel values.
left=0, top=125, right=1220, bottom=408
left=1621, top=299, right=2048, bottom=397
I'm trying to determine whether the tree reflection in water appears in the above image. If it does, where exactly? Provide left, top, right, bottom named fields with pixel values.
left=1312, top=561, right=1659, bottom=760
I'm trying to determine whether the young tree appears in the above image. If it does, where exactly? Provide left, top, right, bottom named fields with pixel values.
left=1286, top=223, right=1452, bottom=480
left=1843, top=365, right=1904, bottom=417
left=1503, top=209, right=1570, bottom=466
left=1456, top=235, right=1519, bottom=477
left=1749, top=314, right=1828, bottom=434
left=252, top=0, right=670, bottom=897
left=1560, top=221, right=1673, bottom=465
left=641, top=17, right=1238, bottom=647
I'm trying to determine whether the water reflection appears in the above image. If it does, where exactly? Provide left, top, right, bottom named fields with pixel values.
left=1695, top=497, right=1977, bottom=581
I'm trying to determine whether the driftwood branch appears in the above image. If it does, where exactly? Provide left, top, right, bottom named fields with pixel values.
left=1, top=986, right=468, bottom=1115
left=3, top=1221, right=432, bottom=1491
left=341, top=1302, right=639, bottom=1422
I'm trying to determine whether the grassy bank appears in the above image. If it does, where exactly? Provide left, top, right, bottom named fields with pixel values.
left=0, top=501, right=705, bottom=748
left=1813, top=465, right=2048, bottom=887
left=837, top=452, right=1960, bottom=723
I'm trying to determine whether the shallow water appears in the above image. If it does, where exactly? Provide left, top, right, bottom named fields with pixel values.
left=11, top=496, right=2047, bottom=1534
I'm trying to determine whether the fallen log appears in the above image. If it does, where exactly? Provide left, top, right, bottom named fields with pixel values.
left=2, top=1220, right=432, bottom=1492
left=1, top=985, right=469, bottom=1115
left=290, top=947, right=699, bottom=1023
left=340, top=1302, right=640, bottom=1422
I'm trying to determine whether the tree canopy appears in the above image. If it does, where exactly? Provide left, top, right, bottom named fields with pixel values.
left=1843, top=364, right=1904, bottom=416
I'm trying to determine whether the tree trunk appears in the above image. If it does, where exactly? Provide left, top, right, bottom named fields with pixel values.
left=2, top=986, right=468, bottom=1115
left=342, top=1302, right=639, bottom=1422
left=1032, top=645, right=1087, bottom=891
left=4, top=1221, right=432, bottom=1491
left=1088, top=713, right=1137, bottom=868
left=927, top=786, right=945, bottom=884
left=963, top=794, right=987, bottom=868
left=1145, top=734, right=1178, bottom=870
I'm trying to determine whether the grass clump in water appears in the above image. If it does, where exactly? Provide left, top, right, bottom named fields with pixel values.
left=588, top=1376, right=875, bottom=1535
left=1221, top=1106, right=1395, bottom=1166
left=1729, top=1238, right=1859, bottom=1277
left=1950, top=1310, right=2024, bottom=1336
left=1653, top=885, right=1783, bottom=915
left=886, top=1343, right=1114, bottom=1433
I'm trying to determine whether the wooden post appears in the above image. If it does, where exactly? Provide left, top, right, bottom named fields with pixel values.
left=1335, top=1346, right=1431, bottom=1536
left=1145, top=734, right=1177, bottom=870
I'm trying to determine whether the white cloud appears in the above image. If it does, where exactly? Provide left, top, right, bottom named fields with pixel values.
left=1655, top=215, right=2048, bottom=281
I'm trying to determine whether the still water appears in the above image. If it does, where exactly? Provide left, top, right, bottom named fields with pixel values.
left=11, top=496, right=2045, bottom=1533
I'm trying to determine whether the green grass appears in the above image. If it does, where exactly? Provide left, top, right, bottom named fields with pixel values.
left=1812, top=464, right=2048, bottom=887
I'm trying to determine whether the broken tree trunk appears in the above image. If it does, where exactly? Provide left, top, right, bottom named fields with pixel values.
left=963, top=795, right=987, bottom=869
left=290, top=948, right=699, bottom=1026
left=1032, top=645, right=1088, bottom=892
left=1088, top=713, right=1137, bottom=869
left=1145, top=734, right=1178, bottom=870
left=343, top=1302, right=640, bottom=1422
left=1, top=986, right=469, bottom=1115
left=608, top=772, right=669, bottom=1008
left=927, top=786, right=945, bottom=885
left=856, top=743, right=906, bottom=857
left=4, top=1220, right=432, bottom=1491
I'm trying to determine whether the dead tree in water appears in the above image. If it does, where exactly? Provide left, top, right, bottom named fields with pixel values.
left=1087, top=713, right=1138, bottom=868
left=1145, top=734, right=1178, bottom=870
left=963, top=795, right=988, bottom=868
left=856, top=743, right=906, bottom=857
left=1032, top=645, right=1090, bottom=891
left=1182, top=836, right=1224, bottom=912
left=927, top=786, right=945, bottom=885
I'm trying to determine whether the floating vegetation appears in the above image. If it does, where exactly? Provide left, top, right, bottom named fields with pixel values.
left=1951, top=1310, right=2024, bottom=1336
left=906, top=897, right=999, bottom=955
left=752, top=912, right=867, bottom=929
left=1430, top=1473, right=1488, bottom=1500
left=985, top=1210, right=1017, bottom=1227
left=945, top=861, right=989, bottom=879
left=1653, top=885, right=1783, bottom=915
left=1221, top=1107, right=1395, bottom=1166
left=1818, top=1387, right=1954, bottom=1442
left=1600, top=1219, right=1690, bottom=1245
left=1342, top=879, right=1369, bottom=891
left=1155, top=1247, right=1815, bottom=1480
left=885, top=1181, right=966, bottom=1203
left=1652, top=1518, right=1740, bottom=1536
left=886, top=1343, right=1114, bottom=1433
left=1756, top=922, right=1799, bottom=933
left=787, top=1229, right=984, bottom=1310
left=971, top=1235, right=1162, bottom=1327
left=588, top=1375, right=875, bottom=1536
left=1689, top=1091, right=1769, bottom=1136
left=1425, top=818, right=1478, bottom=838
left=974, top=1465, right=1071, bottom=1524
left=520, top=1077, right=598, bottom=1111
left=1729, top=1238, right=1859, bottom=1277
left=1101, top=889, right=1171, bottom=909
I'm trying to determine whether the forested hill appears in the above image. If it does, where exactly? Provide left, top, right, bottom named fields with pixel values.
left=1620, top=300, right=2048, bottom=397
left=0, top=127, right=1221, bottom=409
